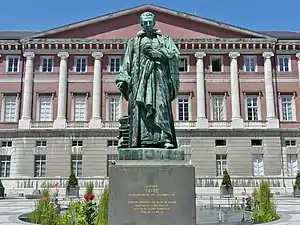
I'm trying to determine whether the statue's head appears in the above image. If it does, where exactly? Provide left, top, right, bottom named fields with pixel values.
left=140, top=12, right=155, bottom=33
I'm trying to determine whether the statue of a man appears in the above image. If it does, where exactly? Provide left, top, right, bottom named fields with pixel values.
left=115, top=12, right=180, bottom=149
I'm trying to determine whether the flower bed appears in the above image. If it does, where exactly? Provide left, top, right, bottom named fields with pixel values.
left=19, top=183, right=109, bottom=225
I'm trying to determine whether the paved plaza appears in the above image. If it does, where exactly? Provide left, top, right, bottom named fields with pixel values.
left=0, top=194, right=298, bottom=224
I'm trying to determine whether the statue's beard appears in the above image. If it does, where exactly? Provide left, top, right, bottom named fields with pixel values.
left=144, top=28, right=154, bottom=36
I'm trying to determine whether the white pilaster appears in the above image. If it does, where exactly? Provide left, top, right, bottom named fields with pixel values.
left=229, top=52, right=243, bottom=128
left=18, top=52, right=35, bottom=129
left=90, top=52, right=103, bottom=128
left=194, top=52, right=208, bottom=128
left=119, top=96, right=123, bottom=119
left=263, top=52, right=279, bottom=128
left=296, top=53, right=300, bottom=78
left=54, top=52, right=69, bottom=129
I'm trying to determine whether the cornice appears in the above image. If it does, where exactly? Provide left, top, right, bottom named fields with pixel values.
left=20, top=38, right=277, bottom=44
left=1, top=37, right=300, bottom=54
left=0, top=128, right=298, bottom=138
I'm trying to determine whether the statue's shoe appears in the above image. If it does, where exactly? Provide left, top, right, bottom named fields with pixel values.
left=164, top=142, right=174, bottom=149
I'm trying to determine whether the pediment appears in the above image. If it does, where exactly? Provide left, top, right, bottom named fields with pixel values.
left=27, top=5, right=271, bottom=40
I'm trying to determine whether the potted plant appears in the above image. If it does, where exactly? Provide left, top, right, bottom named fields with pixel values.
left=66, top=172, right=79, bottom=198
left=293, top=171, right=300, bottom=197
left=0, top=180, right=5, bottom=198
left=220, top=169, right=233, bottom=197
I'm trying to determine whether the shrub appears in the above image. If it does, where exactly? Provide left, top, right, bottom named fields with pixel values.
left=85, top=182, right=94, bottom=196
left=55, top=210, right=73, bottom=225
left=221, top=169, right=232, bottom=187
left=67, top=172, right=78, bottom=188
left=294, top=171, right=300, bottom=189
left=96, top=186, right=109, bottom=225
left=28, top=187, right=59, bottom=225
left=251, top=181, right=279, bottom=223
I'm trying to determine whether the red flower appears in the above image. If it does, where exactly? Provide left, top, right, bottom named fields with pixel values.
left=84, top=193, right=95, bottom=201
left=89, top=193, right=95, bottom=200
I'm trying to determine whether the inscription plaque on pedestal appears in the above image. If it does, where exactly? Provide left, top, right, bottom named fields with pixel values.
left=109, top=165, right=196, bottom=225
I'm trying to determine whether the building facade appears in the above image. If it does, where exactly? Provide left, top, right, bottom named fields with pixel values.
left=0, top=4, right=300, bottom=190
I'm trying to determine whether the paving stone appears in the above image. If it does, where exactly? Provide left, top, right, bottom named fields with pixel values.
left=0, top=194, right=300, bottom=224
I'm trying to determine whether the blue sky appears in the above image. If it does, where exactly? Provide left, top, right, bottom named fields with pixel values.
left=0, top=0, right=299, bottom=32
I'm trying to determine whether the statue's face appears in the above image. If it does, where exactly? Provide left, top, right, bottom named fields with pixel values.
left=141, top=16, right=155, bottom=33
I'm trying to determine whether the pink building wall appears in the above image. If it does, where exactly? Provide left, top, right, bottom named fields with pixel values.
left=0, top=9, right=299, bottom=129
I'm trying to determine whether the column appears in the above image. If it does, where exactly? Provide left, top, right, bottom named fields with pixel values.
left=263, top=52, right=278, bottom=128
left=229, top=52, right=243, bottom=128
left=296, top=53, right=300, bottom=77
left=54, top=52, right=69, bottom=129
left=119, top=96, right=123, bottom=119
left=89, top=52, right=103, bottom=128
left=18, top=52, right=35, bottom=129
left=194, top=52, right=208, bottom=128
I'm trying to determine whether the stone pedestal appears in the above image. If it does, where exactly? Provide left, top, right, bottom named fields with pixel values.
left=109, top=160, right=196, bottom=225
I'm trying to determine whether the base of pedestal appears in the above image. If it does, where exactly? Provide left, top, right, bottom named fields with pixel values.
left=118, top=148, right=185, bottom=160
left=267, top=118, right=279, bottom=128
left=53, top=118, right=66, bottom=129
left=89, top=118, right=102, bottom=129
left=196, top=117, right=209, bottom=128
left=18, top=119, right=31, bottom=129
left=231, top=117, right=244, bottom=128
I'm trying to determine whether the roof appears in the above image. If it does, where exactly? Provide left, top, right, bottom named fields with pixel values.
left=0, top=4, right=299, bottom=40
left=0, top=31, right=38, bottom=40
left=258, top=31, right=300, bottom=39
left=28, top=4, right=271, bottom=39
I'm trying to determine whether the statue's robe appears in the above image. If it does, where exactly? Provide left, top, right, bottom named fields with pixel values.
left=116, top=29, right=180, bottom=148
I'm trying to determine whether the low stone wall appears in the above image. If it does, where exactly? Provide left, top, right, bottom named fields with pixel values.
left=0, top=176, right=295, bottom=197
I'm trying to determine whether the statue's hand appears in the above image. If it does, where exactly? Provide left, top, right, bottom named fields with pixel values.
left=151, top=49, right=164, bottom=58
left=144, top=48, right=165, bottom=59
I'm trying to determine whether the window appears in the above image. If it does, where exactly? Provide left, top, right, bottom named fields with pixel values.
left=0, top=155, right=11, bottom=177
left=1, top=141, right=12, bottom=147
left=36, top=140, right=47, bottom=147
left=215, top=139, right=226, bottom=146
left=6, top=56, right=19, bottom=72
left=109, top=57, right=121, bottom=72
left=40, top=57, right=53, bottom=72
left=285, top=140, right=296, bottom=147
left=3, top=95, right=17, bottom=122
left=108, top=96, right=120, bottom=121
left=252, top=154, right=264, bottom=176
left=216, top=154, right=227, bottom=176
left=75, top=57, right=87, bottom=73
left=177, top=97, right=189, bottom=121
left=211, top=95, right=226, bottom=121
left=34, top=155, right=46, bottom=177
left=244, top=56, right=257, bottom=72
left=280, top=95, right=295, bottom=121
left=287, top=154, right=298, bottom=176
left=246, top=96, right=260, bottom=121
left=211, top=56, right=223, bottom=72
left=37, top=95, right=52, bottom=121
left=106, top=154, right=118, bottom=177
left=251, top=139, right=262, bottom=146
left=71, top=154, right=82, bottom=177
left=278, top=56, right=291, bottom=72
left=72, top=95, right=87, bottom=121
left=72, top=140, right=83, bottom=147
left=179, top=57, right=188, bottom=72
left=107, top=140, right=118, bottom=147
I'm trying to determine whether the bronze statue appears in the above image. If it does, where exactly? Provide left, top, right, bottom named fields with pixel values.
left=115, top=12, right=180, bottom=149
